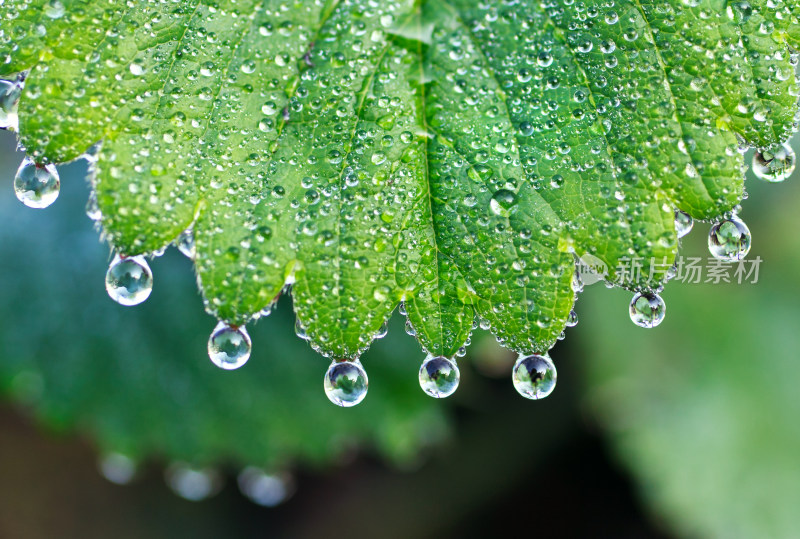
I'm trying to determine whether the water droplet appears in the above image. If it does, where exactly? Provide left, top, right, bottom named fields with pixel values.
left=629, top=292, right=666, bottom=328
left=237, top=467, right=293, bottom=507
left=98, top=453, right=137, bottom=485
left=674, top=210, right=693, bottom=238
left=489, top=189, right=517, bottom=217
left=753, top=143, right=795, bottom=182
left=323, top=360, right=368, bottom=407
left=165, top=463, right=222, bottom=501
left=176, top=228, right=196, bottom=258
left=418, top=355, right=460, bottom=398
left=512, top=354, right=557, bottom=400
left=86, top=191, right=102, bottom=221
left=295, top=319, right=309, bottom=340
left=207, top=322, right=251, bottom=370
left=565, top=309, right=578, bottom=327
left=708, top=217, right=751, bottom=261
left=14, top=157, right=60, bottom=208
left=105, top=255, right=153, bottom=306
left=0, top=78, right=22, bottom=130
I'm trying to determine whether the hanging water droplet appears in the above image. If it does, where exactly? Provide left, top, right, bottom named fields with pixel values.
left=295, top=319, right=309, bottom=340
left=98, top=452, right=137, bottom=485
left=565, top=309, right=578, bottom=327
left=176, top=228, right=196, bottom=258
left=14, top=157, right=60, bottom=208
left=512, top=354, right=557, bottom=400
left=375, top=319, right=389, bottom=339
left=105, top=254, right=153, bottom=306
left=753, top=143, right=795, bottom=182
left=165, top=463, right=222, bottom=501
left=323, top=359, right=368, bottom=407
left=86, top=191, right=102, bottom=221
left=207, top=322, right=251, bottom=370
left=0, top=78, right=22, bottom=130
left=674, top=210, right=693, bottom=238
left=708, top=217, right=751, bottom=261
left=418, top=355, right=460, bottom=398
left=629, top=291, right=666, bottom=328
left=237, top=467, right=294, bottom=507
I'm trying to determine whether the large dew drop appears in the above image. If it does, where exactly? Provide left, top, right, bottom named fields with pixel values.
left=323, top=360, right=368, bottom=407
left=752, top=143, right=795, bottom=182
left=674, top=210, right=694, bottom=238
left=418, top=355, right=460, bottom=398
left=105, top=254, right=153, bottom=306
left=708, top=218, right=751, bottom=261
left=207, top=322, right=251, bottom=370
left=14, top=157, right=60, bottom=209
left=512, top=354, right=557, bottom=400
left=629, top=291, right=666, bottom=328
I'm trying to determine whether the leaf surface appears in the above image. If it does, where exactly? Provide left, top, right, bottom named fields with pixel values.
left=2, top=0, right=798, bottom=358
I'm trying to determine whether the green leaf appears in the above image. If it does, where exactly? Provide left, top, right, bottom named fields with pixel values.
left=2, top=0, right=798, bottom=359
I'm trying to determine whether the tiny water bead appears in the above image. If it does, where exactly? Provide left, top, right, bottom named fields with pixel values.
left=512, top=354, right=557, bottom=400
left=105, top=254, right=153, bottom=306
left=674, top=210, right=694, bottom=238
left=324, top=359, right=368, bottom=407
left=207, top=322, right=251, bottom=370
left=708, top=217, right=751, bottom=261
left=752, top=143, right=795, bottom=182
left=629, top=292, right=666, bottom=328
left=13, top=157, right=60, bottom=209
left=418, top=356, right=460, bottom=398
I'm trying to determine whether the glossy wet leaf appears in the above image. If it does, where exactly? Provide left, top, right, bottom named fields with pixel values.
left=2, top=0, right=799, bottom=359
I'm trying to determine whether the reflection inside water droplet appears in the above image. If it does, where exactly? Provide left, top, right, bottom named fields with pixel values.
left=753, top=143, right=795, bottom=182
left=419, top=355, right=460, bottom=398
left=629, top=291, right=666, bottom=328
left=207, top=322, right=251, bottom=370
left=324, top=360, right=368, bottom=407
left=105, top=255, right=153, bottom=306
left=708, top=217, right=751, bottom=261
left=512, top=354, right=557, bottom=400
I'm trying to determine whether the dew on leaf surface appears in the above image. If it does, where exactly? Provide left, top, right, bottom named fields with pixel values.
left=105, top=255, right=153, bottom=306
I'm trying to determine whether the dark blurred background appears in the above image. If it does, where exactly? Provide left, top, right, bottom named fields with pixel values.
left=0, top=130, right=798, bottom=539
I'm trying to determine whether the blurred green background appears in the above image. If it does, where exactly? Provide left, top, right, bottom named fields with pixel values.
left=0, top=129, right=798, bottom=539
